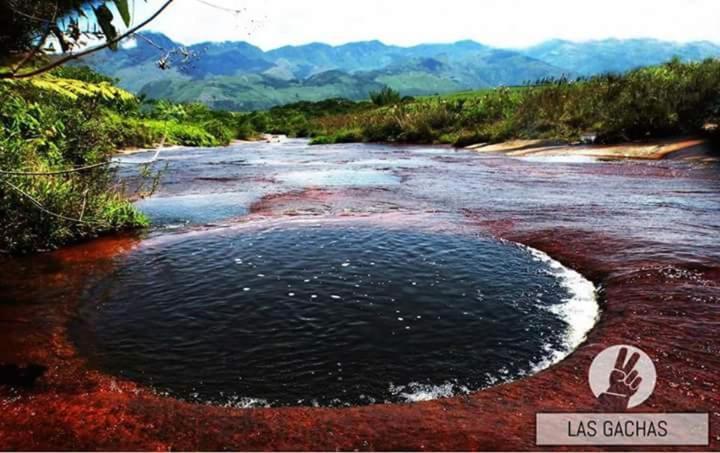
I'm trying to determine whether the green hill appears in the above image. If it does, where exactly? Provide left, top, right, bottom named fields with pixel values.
left=78, top=33, right=720, bottom=110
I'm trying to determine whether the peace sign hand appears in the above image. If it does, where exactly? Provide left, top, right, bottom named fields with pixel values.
left=598, top=347, right=643, bottom=409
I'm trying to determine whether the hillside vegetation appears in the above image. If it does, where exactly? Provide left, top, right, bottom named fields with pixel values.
left=245, top=59, right=720, bottom=147
left=0, top=67, right=252, bottom=253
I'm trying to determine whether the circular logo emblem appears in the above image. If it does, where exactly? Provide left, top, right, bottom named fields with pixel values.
left=589, top=345, right=656, bottom=409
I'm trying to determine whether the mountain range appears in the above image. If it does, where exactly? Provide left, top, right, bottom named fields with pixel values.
left=81, top=33, right=720, bottom=110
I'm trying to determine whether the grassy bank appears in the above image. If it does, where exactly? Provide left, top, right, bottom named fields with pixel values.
left=247, top=58, right=720, bottom=146
left=0, top=66, right=255, bottom=253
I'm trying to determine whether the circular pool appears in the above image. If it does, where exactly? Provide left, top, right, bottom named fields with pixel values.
left=73, top=224, right=598, bottom=408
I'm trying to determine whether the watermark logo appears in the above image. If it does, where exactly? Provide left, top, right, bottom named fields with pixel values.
left=536, top=344, right=709, bottom=446
left=589, top=345, right=656, bottom=409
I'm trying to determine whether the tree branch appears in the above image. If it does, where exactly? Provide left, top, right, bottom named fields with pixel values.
left=0, top=0, right=176, bottom=79
left=11, top=1, right=59, bottom=73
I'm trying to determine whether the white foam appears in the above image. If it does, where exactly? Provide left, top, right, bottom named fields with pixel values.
left=523, top=244, right=600, bottom=372
left=388, top=381, right=471, bottom=403
left=220, top=396, right=270, bottom=409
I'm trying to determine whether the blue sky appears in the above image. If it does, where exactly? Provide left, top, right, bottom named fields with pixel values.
left=132, top=0, right=720, bottom=50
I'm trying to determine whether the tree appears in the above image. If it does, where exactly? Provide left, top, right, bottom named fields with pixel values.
left=0, top=0, right=174, bottom=79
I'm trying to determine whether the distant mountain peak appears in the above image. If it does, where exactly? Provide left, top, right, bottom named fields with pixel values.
left=452, top=39, right=487, bottom=48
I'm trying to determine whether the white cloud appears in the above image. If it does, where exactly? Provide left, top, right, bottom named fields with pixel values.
left=133, top=0, right=720, bottom=50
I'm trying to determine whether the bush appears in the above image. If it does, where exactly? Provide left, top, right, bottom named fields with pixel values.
left=369, top=86, right=402, bottom=106
left=165, top=122, right=217, bottom=147
left=203, top=119, right=234, bottom=145
left=310, top=128, right=364, bottom=145
left=0, top=79, right=148, bottom=253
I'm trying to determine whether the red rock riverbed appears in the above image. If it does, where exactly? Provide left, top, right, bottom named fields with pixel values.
left=0, top=140, right=718, bottom=450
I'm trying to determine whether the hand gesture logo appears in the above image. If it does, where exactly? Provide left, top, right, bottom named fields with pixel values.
left=589, top=345, right=656, bottom=410
left=603, top=347, right=643, bottom=400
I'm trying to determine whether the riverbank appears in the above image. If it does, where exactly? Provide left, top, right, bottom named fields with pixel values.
left=466, top=136, right=717, bottom=161
left=114, top=135, right=285, bottom=156
left=116, top=134, right=718, bottom=163
left=1, top=140, right=718, bottom=449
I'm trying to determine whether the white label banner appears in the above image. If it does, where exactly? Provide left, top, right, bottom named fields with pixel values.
left=536, top=413, right=709, bottom=446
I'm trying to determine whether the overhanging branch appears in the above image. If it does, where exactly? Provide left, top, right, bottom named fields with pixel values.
left=0, top=0, right=175, bottom=79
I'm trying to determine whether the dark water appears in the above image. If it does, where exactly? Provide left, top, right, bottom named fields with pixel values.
left=73, top=224, right=595, bottom=407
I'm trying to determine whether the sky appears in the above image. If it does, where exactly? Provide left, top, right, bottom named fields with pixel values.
left=131, top=0, right=720, bottom=50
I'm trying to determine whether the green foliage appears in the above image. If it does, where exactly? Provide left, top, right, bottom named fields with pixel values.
left=281, top=59, right=720, bottom=146
left=23, top=74, right=137, bottom=116
left=107, top=116, right=219, bottom=148
left=51, top=65, right=117, bottom=84
left=113, top=0, right=132, bottom=27
left=0, top=66, right=248, bottom=253
left=202, top=119, right=234, bottom=145
left=152, top=99, right=189, bottom=122
left=369, top=86, right=402, bottom=106
left=509, top=58, right=720, bottom=142
left=310, top=128, right=364, bottom=145
left=0, top=77, right=148, bottom=253
left=236, top=98, right=371, bottom=139
left=139, top=100, right=245, bottom=146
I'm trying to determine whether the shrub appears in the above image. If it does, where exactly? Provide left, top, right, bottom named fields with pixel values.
left=369, top=86, right=402, bottom=106
left=0, top=80, right=148, bottom=253
left=202, top=119, right=234, bottom=145
left=310, top=128, right=364, bottom=145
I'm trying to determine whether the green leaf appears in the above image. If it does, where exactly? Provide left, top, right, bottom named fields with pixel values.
left=113, top=0, right=132, bottom=27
